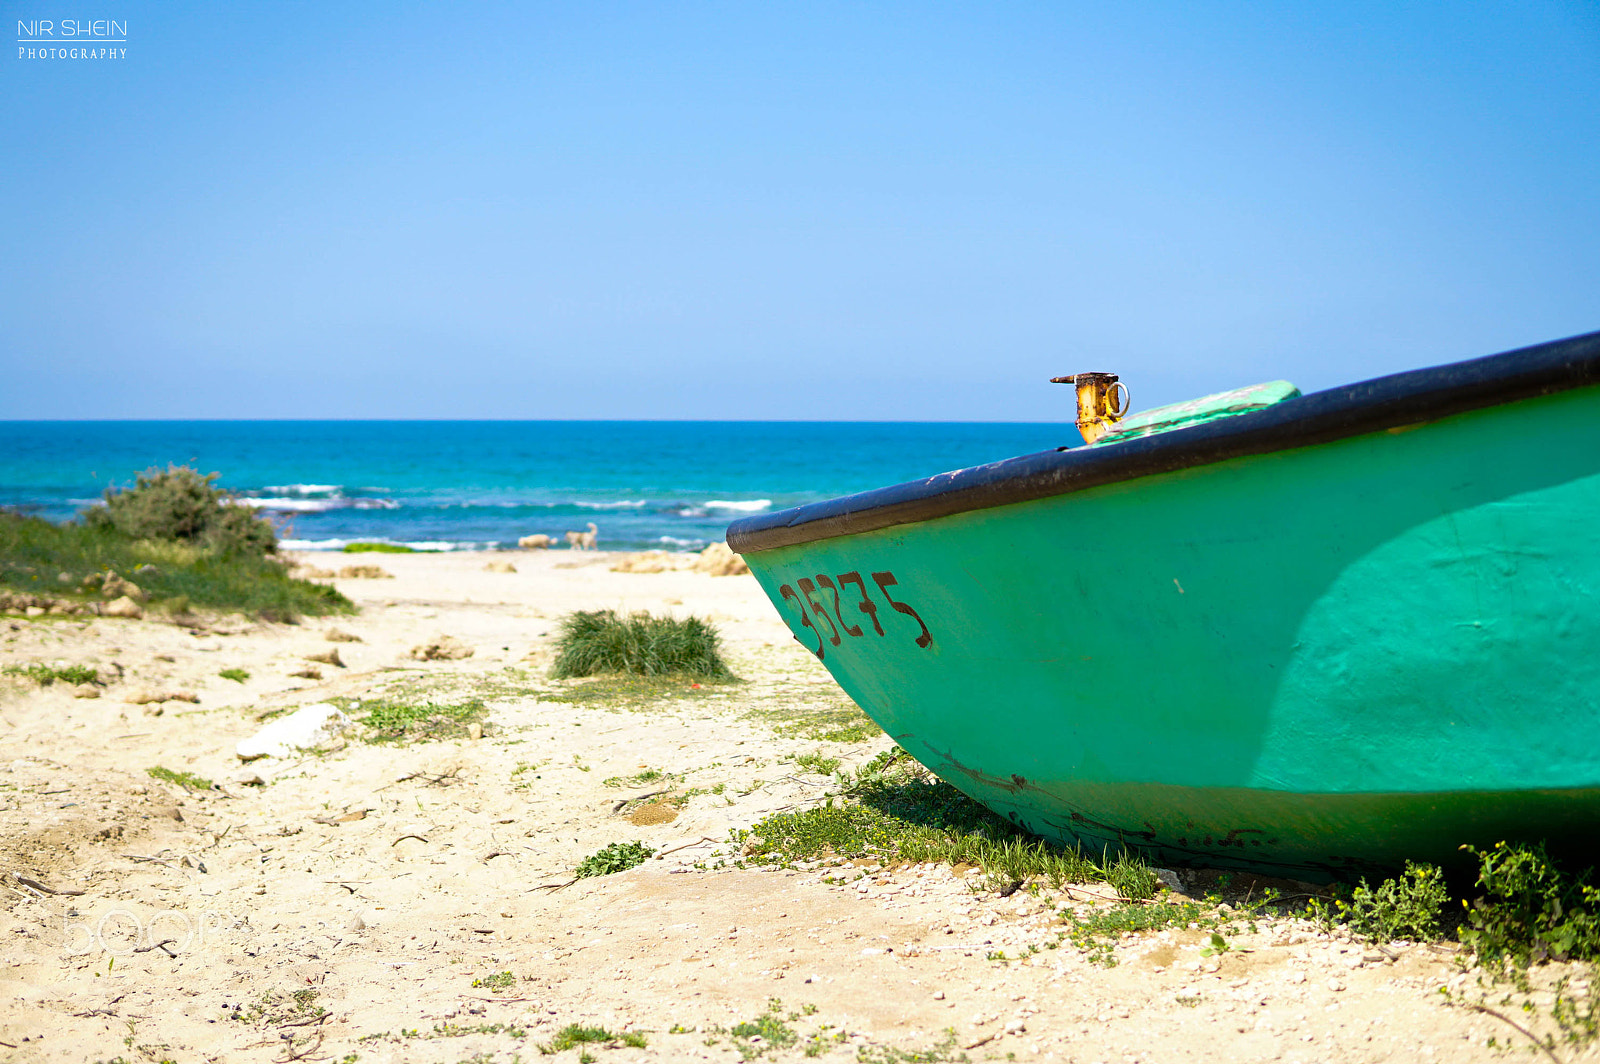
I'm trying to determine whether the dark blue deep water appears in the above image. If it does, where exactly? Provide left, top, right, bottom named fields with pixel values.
left=0, top=422, right=1070, bottom=552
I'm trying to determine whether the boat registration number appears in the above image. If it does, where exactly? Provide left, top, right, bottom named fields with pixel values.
left=777, top=570, right=932, bottom=660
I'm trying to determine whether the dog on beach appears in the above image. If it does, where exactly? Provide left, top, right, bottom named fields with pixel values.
left=564, top=522, right=599, bottom=550
left=518, top=533, right=554, bottom=549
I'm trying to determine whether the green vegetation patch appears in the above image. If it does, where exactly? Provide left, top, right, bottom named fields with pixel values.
left=341, top=542, right=415, bottom=553
left=1322, top=860, right=1449, bottom=943
left=355, top=697, right=487, bottom=743
left=728, top=998, right=800, bottom=1060
left=218, top=667, right=250, bottom=683
left=574, top=841, right=655, bottom=879
left=793, top=751, right=842, bottom=776
left=1064, top=900, right=1218, bottom=967
left=744, top=699, right=882, bottom=743
left=3, top=662, right=99, bottom=686
left=0, top=509, right=350, bottom=622
left=1459, top=841, right=1600, bottom=966
left=737, top=751, right=1104, bottom=887
left=470, top=971, right=517, bottom=991
left=551, top=609, right=735, bottom=680
left=146, top=766, right=213, bottom=791
left=855, top=1030, right=967, bottom=1063
left=540, top=1024, right=645, bottom=1054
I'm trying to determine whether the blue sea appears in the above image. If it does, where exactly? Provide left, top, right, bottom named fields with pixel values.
left=0, top=422, right=1069, bottom=552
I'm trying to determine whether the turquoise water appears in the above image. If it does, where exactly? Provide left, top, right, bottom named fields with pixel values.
left=0, top=422, right=1070, bottom=552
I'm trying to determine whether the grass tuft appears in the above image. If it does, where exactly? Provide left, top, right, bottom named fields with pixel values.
left=341, top=542, right=415, bottom=553
left=550, top=609, right=735, bottom=680
left=218, top=667, right=250, bottom=683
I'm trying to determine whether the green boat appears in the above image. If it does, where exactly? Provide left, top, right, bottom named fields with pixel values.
left=727, top=330, right=1600, bottom=881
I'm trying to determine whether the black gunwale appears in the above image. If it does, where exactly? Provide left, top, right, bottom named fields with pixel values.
left=727, top=329, right=1600, bottom=555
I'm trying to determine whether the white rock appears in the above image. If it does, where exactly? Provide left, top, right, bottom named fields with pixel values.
left=236, top=703, right=353, bottom=760
left=1153, top=867, right=1183, bottom=893
left=102, top=595, right=144, bottom=619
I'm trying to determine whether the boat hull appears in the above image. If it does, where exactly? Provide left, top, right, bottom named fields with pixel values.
left=737, top=382, right=1600, bottom=880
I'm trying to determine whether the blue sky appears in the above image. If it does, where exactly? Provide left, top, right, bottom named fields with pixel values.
left=4, top=2, right=1597, bottom=419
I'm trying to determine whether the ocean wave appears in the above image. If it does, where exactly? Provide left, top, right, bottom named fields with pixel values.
left=703, top=499, right=772, bottom=512
left=240, top=496, right=400, bottom=513
left=280, top=538, right=351, bottom=551
left=656, top=535, right=709, bottom=549
left=574, top=499, right=648, bottom=510
left=262, top=483, right=342, bottom=496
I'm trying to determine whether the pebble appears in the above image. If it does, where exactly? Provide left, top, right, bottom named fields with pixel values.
left=1328, top=978, right=1346, bottom=992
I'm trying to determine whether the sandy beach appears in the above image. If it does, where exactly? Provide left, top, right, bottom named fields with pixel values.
left=0, top=550, right=1572, bottom=1063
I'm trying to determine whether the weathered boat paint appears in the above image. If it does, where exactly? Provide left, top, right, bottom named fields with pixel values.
left=729, top=332, right=1600, bottom=878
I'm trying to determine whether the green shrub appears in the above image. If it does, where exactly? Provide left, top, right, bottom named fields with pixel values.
left=1336, top=861, right=1449, bottom=943
left=1460, top=841, right=1600, bottom=965
left=218, top=668, right=250, bottom=683
left=550, top=609, right=735, bottom=680
left=84, top=465, right=276, bottom=554
left=574, top=841, right=655, bottom=879
left=341, top=542, right=414, bottom=553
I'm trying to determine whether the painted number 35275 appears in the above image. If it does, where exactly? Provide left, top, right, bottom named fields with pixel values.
left=778, top=570, right=932, bottom=660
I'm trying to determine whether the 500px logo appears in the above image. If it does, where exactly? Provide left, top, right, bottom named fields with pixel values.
left=17, top=19, right=128, bottom=61
left=63, top=909, right=233, bottom=957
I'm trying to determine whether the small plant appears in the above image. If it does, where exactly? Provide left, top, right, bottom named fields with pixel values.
left=794, top=751, right=841, bottom=776
left=342, top=542, right=414, bottom=553
left=1337, top=860, right=1449, bottom=943
left=146, top=766, right=213, bottom=791
left=1199, top=932, right=1231, bottom=958
left=1460, top=841, right=1600, bottom=965
left=550, top=609, right=735, bottom=680
left=1104, top=851, right=1160, bottom=901
left=3, top=662, right=99, bottom=686
left=574, top=841, right=656, bottom=879
left=729, top=999, right=800, bottom=1060
left=539, top=1024, right=641, bottom=1054
left=470, top=971, right=516, bottom=991
left=218, top=667, right=250, bottom=683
